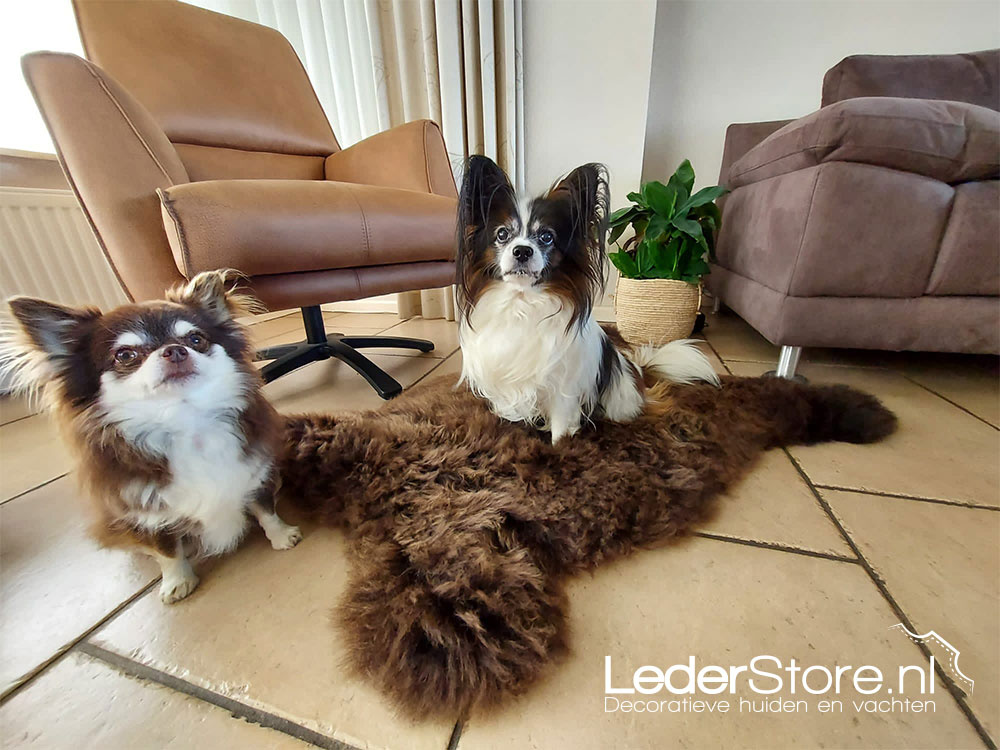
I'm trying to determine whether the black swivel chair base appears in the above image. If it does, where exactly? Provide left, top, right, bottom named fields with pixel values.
left=256, top=306, right=434, bottom=399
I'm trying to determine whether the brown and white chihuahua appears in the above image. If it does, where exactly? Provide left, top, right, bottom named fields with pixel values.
left=0, top=271, right=300, bottom=603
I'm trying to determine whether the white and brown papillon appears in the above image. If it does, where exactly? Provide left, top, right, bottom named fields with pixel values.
left=456, top=155, right=719, bottom=443
left=0, top=271, right=300, bottom=603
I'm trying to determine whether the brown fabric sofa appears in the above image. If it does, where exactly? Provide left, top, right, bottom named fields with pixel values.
left=709, top=50, right=1000, bottom=376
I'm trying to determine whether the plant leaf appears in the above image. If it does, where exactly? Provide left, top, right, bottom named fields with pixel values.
left=648, top=239, right=675, bottom=278
left=608, top=205, right=636, bottom=224
left=608, top=222, right=628, bottom=245
left=608, top=251, right=639, bottom=279
left=671, top=215, right=704, bottom=240
left=691, top=202, right=721, bottom=230
left=636, top=240, right=656, bottom=277
left=641, top=181, right=677, bottom=218
left=676, top=185, right=727, bottom=216
left=626, top=191, right=645, bottom=207
left=668, top=159, right=695, bottom=199
left=644, top=214, right=671, bottom=243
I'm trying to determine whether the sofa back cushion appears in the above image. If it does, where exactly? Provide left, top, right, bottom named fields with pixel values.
left=728, top=97, right=1000, bottom=189
left=822, top=50, right=1000, bottom=112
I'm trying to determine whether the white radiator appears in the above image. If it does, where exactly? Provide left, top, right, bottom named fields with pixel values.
left=0, top=186, right=128, bottom=311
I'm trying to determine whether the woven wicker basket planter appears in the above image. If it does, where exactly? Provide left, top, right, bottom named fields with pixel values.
left=614, top=277, right=701, bottom=347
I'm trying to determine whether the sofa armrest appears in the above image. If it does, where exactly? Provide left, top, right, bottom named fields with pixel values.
left=324, top=120, right=457, bottom=197
left=719, top=120, right=794, bottom=185
left=21, top=52, right=189, bottom=300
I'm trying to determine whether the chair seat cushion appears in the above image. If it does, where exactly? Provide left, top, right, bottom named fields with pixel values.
left=158, top=179, right=457, bottom=278
left=728, top=97, right=1000, bottom=188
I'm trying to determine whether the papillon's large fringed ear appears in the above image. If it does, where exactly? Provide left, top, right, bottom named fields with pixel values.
left=1, top=298, right=101, bottom=396
left=458, top=155, right=516, bottom=238
left=456, top=156, right=518, bottom=321
left=547, top=164, right=610, bottom=330
left=549, top=163, right=610, bottom=258
left=166, top=269, right=264, bottom=323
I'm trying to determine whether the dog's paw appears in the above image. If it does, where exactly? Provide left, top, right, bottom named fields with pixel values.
left=159, top=571, right=199, bottom=604
left=268, top=524, right=302, bottom=551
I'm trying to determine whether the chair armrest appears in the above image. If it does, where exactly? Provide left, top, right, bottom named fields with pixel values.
left=158, top=179, right=456, bottom=278
left=728, top=97, right=1000, bottom=190
left=21, top=52, right=189, bottom=300
left=719, top=120, right=794, bottom=185
left=324, top=120, right=457, bottom=197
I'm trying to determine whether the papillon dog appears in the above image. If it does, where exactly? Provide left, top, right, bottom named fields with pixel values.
left=456, top=155, right=719, bottom=443
left=0, top=271, right=301, bottom=603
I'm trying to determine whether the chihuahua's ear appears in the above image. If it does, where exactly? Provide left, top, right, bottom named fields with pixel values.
left=548, top=163, right=609, bottom=249
left=458, top=155, right=516, bottom=235
left=167, top=270, right=264, bottom=323
left=6, top=297, right=100, bottom=359
left=1, top=298, right=101, bottom=394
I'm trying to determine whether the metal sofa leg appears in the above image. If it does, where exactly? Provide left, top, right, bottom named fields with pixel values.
left=774, top=346, right=802, bottom=379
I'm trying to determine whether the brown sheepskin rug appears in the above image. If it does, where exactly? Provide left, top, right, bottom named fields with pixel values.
left=279, top=373, right=896, bottom=720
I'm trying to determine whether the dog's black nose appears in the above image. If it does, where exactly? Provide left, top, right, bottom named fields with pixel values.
left=162, top=345, right=188, bottom=363
left=512, top=245, right=534, bottom=261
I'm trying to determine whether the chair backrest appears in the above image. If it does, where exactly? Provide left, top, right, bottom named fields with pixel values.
left=22, top=0, right=340, bottom=300
left=74, top=0, right=339, bottom=181
left=821, top=49, right=1000, bottom=112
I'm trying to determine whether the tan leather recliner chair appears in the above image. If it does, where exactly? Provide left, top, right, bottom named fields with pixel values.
left=22, top=0, right=459, bottom=398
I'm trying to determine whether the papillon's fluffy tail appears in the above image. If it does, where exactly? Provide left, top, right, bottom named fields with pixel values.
left=630, top=339, right=720, bottom=387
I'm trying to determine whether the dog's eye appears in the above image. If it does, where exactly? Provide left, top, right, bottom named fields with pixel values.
left=186, top=332, right=205, bottom=348
left=538, top=230, right=555, bottom=246
left=115, top=348, right=137, bottom=364
left=495, top=227, right=511, bottom=244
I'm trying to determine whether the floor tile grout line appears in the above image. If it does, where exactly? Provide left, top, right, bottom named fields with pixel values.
left=75, top=642, right=360, bottom=750
left=813, top=484, right=1000, bottom=512
left=0, top=578, right=161, bottom=705
left=0, top=411, right=40, bottom=428
left=783, top=448, right=997, bottom=750
left=698, top=334, right=733, bottom=376
left=446, top=718, right=464, bottom=750
left=692, top=531, right=859, bottom=563
left=899, top=373, right=999, bottom=431
left=1, top=472, right=70, bottom=506
left=410, top=353, right=459, bottom=388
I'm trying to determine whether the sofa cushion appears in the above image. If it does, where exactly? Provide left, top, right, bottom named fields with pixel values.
left=728, top=97, right=1000, bottom=188
left=158, top=179, right=457, bottom=278
left=821, top=50, right=1000, bottom=111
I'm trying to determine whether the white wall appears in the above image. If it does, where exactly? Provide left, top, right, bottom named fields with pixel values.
left=522, top=0, right=658, bottom=204
left=642, top=0, right=1000, bottom=188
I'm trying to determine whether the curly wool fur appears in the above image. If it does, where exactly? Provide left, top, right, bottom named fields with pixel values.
left=280, top=374, right=896, bottom=719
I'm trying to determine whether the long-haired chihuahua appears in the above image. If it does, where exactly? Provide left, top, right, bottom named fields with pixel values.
left=456, top=155, right=719, bottom=443
left=0, top=271, right=300, bottom=603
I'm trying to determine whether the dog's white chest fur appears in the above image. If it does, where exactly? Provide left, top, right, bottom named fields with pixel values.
left=104, top=363, right=269, bottom=556
left=459, top=284, right=604, bottom=429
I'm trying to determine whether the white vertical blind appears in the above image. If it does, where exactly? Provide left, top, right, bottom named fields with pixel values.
left=191, top=0, right=523, bottom=188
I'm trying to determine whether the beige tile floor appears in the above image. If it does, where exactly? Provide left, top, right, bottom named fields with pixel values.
left=0, top=308, right=997, bottom=750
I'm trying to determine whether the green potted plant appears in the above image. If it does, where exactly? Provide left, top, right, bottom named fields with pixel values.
left=608, top=160, right=727, bottom=346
